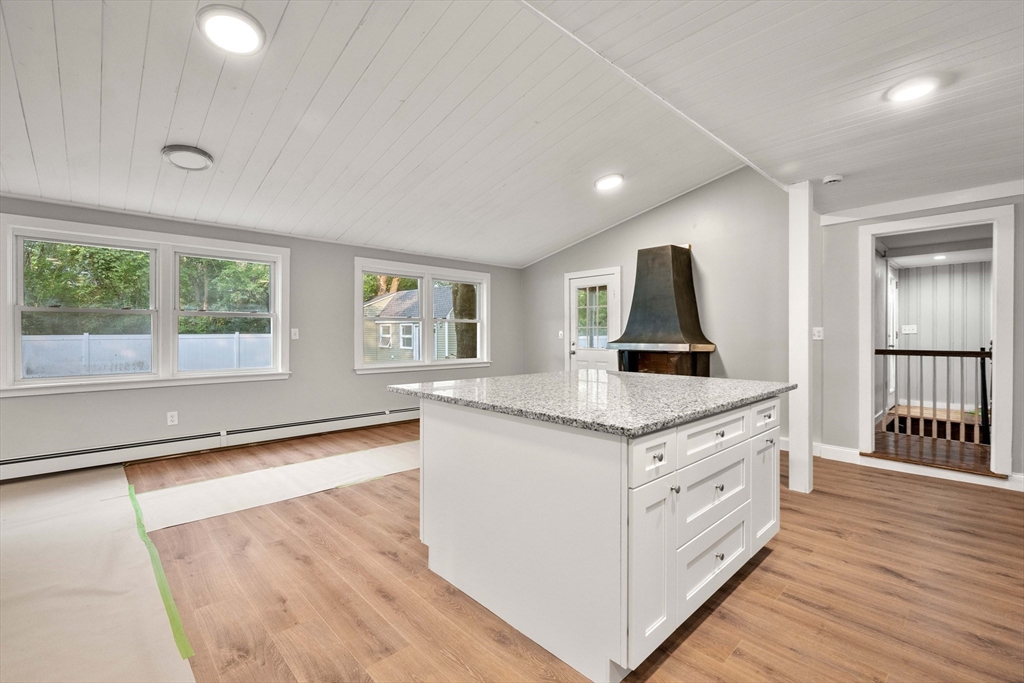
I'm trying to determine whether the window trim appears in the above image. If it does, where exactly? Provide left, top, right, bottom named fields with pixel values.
left=354, top=257, right=490, bottom=374
left=1, top=213, right=290, bottom=396
left=378, top=323, right=392, bottom=348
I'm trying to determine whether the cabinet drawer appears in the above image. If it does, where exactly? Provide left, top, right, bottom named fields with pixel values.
left=751, top=398, right=780, bottom=436
left=676, top=502, right=750, bottom=626
left=676, top=440, right=751, bottom=547
left=677, top=407, right=749, bottom=468
left=628, top=429, right=677, bottom=489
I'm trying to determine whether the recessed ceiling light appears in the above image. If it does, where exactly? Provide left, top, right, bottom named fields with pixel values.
left=886, top=76, right=940, bottom=102
left=595, top=174, right=623, bottom=191
left=197, top=5, right=265, bottom=55
left=162, top=145, right=214, bottom=171
left=934, top=255, right=947, bottom=260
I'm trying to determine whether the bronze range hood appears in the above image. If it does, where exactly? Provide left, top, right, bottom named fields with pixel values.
left=607, top=244, right=716, bottom=376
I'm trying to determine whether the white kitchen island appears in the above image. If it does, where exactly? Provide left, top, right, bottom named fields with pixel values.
left=389, top=370, right=795, bottom=683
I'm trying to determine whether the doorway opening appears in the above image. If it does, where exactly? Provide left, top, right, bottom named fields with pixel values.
left=563, top=267, right=621, bottom=372
left=871, top=224, right=998, bottom=477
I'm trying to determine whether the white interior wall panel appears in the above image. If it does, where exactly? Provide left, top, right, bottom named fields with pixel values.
left=896, top=262, right=993, bottom=409
left=0, top=0, right=741, bottom=267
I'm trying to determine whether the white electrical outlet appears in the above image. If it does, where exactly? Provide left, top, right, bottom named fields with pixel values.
left=167, top=411, right=178, bottom=426
left=291, top=328, right=299, bottom=340
left=901, top=325, right=918, bottom=334
left=812, top=327, right=824, bottom=341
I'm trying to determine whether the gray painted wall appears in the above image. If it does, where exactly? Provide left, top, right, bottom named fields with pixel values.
left=822, top=195, right=1023, bottom=474
left=0, top=197, right=525, bottom=461
left=521, top=167, right=793, bottom=434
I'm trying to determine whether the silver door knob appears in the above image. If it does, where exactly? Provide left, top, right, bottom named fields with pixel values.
left=716, top=429, right=725, bottom=438
left=716, top=553, right=725, bottom=561
left=767, top=438, right=775, bottom=445
left=715, top=484, right=724, bottom=492
left=670, top=485, right=681, bottom=494
left=653, top=452, right=664, bottom=462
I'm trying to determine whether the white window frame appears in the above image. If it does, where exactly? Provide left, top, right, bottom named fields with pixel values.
left=1, top=213, right=290, bottom=396
left=399, top=323, right=415, bottom=350
left=354, top=257, right=490, bottom=374
left=378, top=323, right=392, bottom=348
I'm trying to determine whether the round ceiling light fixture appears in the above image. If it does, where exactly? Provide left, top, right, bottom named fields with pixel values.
left=162, top=145, right=214, bottom=171
left=886, top=76, right=940, bottom=102
left=197, top=4, right=265, bottom=55
left=595, top=173, right=624, bottom=191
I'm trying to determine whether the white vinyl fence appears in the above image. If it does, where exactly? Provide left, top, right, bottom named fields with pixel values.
left=22, top=333, right=272, bottom=378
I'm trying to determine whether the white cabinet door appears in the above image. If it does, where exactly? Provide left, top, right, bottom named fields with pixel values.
left=627, top=472, right=677, bottom=669
left=750, top=427, right=780, bottom=554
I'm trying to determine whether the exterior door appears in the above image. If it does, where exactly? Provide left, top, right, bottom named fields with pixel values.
left=567, top=272, right=620, bottom=372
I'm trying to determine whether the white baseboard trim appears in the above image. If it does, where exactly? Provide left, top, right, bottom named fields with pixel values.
left=0, top=408, right=420, bottom=481
left=778, top=437, right=1022, bottom=491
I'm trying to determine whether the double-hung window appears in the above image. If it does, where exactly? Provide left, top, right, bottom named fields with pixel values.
left=355, top=257, right=489, bottom=373
left=1, top=214, right=290, bottom=395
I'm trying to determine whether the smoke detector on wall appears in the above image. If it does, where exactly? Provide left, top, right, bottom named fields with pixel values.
left=822, top=175, right=843, bottom=185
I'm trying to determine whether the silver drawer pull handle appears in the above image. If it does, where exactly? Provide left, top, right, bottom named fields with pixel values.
left=715, top=484, right=724, bottom=492
left=715, top=553, right=725, bottom=561
left=653, top=452, right=664, bottom=462
left=716, top=429, right=725, bottom=438
left=670, top=485, right=681, bottom=494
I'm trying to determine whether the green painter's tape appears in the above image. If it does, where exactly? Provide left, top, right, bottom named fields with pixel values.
left=128, top=484, right=195, bottom=660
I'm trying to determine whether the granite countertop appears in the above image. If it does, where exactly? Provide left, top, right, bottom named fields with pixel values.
left=388, top=371, right=796, bottom=438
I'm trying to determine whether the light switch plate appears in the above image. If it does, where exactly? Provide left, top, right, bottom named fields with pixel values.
left=901, top=325, right=917, bottom=334
left=291, top=328, right=299, bottom=340
left=558, top=330, right=564, bottom=339
left=812, top=327, right=824, bottom=340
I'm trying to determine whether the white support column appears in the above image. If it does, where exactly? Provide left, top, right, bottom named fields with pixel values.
left=788, top=181, right=814, bottom=493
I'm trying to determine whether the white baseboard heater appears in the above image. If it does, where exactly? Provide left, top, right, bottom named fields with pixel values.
left=0, top=407, right=420, bottom=480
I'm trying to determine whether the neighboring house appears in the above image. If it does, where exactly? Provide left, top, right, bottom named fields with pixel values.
left=362, top=286, right=457, bottom=363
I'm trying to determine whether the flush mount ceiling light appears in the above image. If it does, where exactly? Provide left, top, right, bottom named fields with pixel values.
left=934, top=255, right=947, bottom=260
left=162, top=145, right=214, bottom=171
left=886, top=76, right=940, bottom=102
left=595, top=174, right=624, bottom=191
left=197, top=4, right=265, bottom=55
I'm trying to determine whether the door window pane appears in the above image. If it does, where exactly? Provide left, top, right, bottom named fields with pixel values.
left=575, top=285, right=608, bottom=350
left=362, top=273, right=420, bottom=318
left=179, top=255, right=270, bottom=313
left=21, top=311, right=152, bottom=378
left=23, top=240, right=150, bottom=309
left=177, top=316, right=272, bottom=371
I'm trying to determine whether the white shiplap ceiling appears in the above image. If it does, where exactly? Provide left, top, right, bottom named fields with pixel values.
left=1, top=1, right=1021, bottom=266
left=529, top=0, right=1024, bottom=214
left=0, top=0, right=741, bottom=267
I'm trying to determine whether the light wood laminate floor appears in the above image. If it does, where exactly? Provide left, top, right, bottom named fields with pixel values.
left=133, top=424, right=1024, bottom=683
left=125, top=421, right=420, bottom=493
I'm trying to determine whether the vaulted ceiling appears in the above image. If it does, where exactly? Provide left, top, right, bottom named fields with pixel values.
left=529, top=0, right=1024, bottom=214
left=1, top=1, right=1021, bottom=267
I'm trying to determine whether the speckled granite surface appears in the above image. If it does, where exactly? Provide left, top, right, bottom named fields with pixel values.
left=389, top=371, right=796, bottom=438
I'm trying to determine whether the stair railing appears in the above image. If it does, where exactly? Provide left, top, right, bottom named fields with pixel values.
left=874, top=348, right=992, bottom=445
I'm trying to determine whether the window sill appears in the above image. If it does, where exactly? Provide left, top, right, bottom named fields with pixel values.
left=354, top=361, right=491, bottom=375
left=0, top=370, right=291, bottom=397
